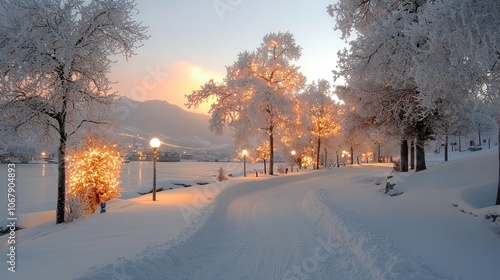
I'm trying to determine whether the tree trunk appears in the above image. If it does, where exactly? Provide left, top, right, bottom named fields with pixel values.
left=410, top=140, right=415, bottom=170
left=350, top=146, right=354, bottom=166
left=478, top=124, right=482, bottom=146
left=458, top=136, right=462, bottom=152
left=416, top=135, right=426, bottom=172
left=444, top=135, right=449, bottom=162
left=263, top=159, right=267, bottom=174
left=336, top=152, right=339, bottom=167
left=316, top=136, right=321, bottom=170
left=269, top=128, right=274, bottom=175
left=400, top=139, right=409, bottom=172
left=324, top=148, right=327, bottom=167
left=377, top=142, right=381, bottom=162
left=495, top=118, right=500, bottom=205
left=56, top=120, right=67, bottom=224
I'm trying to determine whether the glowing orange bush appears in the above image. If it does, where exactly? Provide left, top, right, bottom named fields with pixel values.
left=66, top=140, right=123, bottom=215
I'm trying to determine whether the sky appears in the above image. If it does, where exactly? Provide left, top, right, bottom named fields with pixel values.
left=108, top=0, right=346, bottom=114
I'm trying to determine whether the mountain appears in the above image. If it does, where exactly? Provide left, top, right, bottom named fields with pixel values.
left=116, top=97, right=232, bottom=149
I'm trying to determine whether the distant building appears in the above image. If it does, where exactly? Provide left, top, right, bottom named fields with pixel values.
left=181, top=154, right=194, bottom=160
left=1, top=153, right=12, bottom=163
left=159, top=151, right=181, bottom=162
left=126, top=151, right=147, bottom=161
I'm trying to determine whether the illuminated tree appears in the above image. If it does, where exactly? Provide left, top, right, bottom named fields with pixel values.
left=66, top=137, right=123, bottom=216
left=276, top=98, right=310, bottom=169
left=339, top=102, right=374, bottom=165
left=0, top=0, right=148, bottom=223
left=254, top=141, right=270, bottom=174
left=186, top=31, right=306, bottom=175
left=299, top=80, right=340, bottom=169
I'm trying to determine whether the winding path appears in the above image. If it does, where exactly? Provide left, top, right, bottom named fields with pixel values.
left=80, top=169, right=441, bottom=280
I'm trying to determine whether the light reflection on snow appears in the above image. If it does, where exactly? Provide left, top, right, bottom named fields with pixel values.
left=0, top=161, right=257, bottom=215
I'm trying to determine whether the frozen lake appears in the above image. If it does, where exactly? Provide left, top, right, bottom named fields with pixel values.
left=0, top=161, right=263, bottom=216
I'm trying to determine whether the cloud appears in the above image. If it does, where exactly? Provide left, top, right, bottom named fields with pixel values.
left=110, top=61, right=224, bottom=114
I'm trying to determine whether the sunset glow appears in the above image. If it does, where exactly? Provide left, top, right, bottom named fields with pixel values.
left=110, top=61, right=224, bottom=114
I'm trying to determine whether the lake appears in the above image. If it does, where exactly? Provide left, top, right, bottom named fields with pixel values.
left=0, top=161, right=259, bottom=216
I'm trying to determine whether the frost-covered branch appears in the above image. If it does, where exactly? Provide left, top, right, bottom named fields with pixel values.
left=0, top=0, right=148, bottom=223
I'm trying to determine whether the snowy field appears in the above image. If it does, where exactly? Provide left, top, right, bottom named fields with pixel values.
left=1, top=148, right=499, bottom=279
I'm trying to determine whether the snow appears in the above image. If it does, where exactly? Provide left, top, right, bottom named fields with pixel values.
left=1, top=148, right=499, bottom=279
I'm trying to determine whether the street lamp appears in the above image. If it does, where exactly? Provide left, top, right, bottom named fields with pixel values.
left=242, top=149, right=248, bottom=177
left=150, top=138, right=161, bottom=201
left=291, top=150, right=296, bottom=173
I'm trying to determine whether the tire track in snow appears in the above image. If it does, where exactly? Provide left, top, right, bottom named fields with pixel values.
left=301, top=188, right=445, bottom=279
left=78, top=172, right=332, bottom=280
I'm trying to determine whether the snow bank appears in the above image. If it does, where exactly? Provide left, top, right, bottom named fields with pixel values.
left=0, top=178, right=231, bottom=279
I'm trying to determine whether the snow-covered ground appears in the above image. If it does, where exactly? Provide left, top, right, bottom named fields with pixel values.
left=1, top=148, right=499, bottom=279
left=0, top=161, right=260, bottom=214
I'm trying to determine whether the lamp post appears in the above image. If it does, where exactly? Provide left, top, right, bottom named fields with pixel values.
left=242, top=149, right=248, bottom=177
left=375, top=140, right=382, bottom=163
left=291, top=150, right=296, bottom=173
left=150, top=138, right=161, bottom=201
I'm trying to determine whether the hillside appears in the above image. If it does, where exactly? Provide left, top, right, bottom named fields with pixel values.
left=116, top=97, right=232, bottom=148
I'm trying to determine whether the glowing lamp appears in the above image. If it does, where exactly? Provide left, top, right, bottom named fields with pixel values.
left=150, top=138, right=161, bottom=148
left=242, top=149, right=248, bottom=177
left=150, top=138, right=160, bottom=201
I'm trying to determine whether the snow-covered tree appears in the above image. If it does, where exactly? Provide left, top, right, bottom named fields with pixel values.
left=406, top=0, right=499, bottom=114
left=329, top=0, right=439, bottom=172
left=0, top=0, right=148, bottom=223
left=331, top=0, right=500, bottom=201
left=432, top=95, right=477, bottom=161
left=404, top=0, right=500, bottom=203
left=275, top=97, right=311, bottom=169
left=327, top=0, right=425, bottom=39
left=186, top=31, right=306, bottom=175
left=335, top=82, right=431, bottom=171
left=338, top=100, right=375, bottom=166
left=472, top=111, right=497, bottom=146
left=332, top=8, right=414, bottom=149
left=299, top=79, right=340, bottom=169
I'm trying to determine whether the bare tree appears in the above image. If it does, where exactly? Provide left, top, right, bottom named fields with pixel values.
left=0, top=0, right=148, bottom=223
